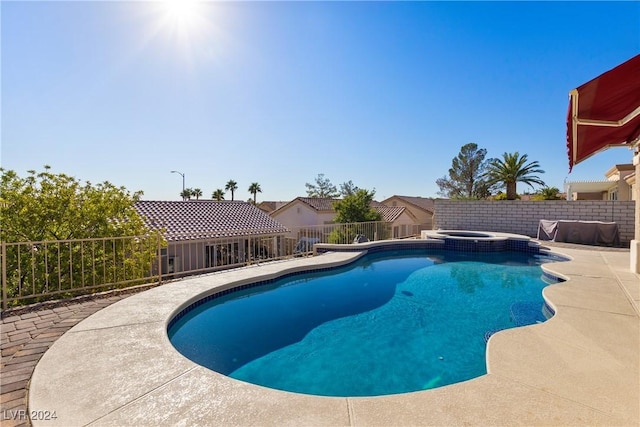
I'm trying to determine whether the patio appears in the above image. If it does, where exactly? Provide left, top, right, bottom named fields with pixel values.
left=1, top=242, right=639, bottom=426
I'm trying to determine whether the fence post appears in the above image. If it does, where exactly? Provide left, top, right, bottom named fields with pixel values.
left=157, top=234, right=163, bottom=284
left=2, top=242, right=6, bottom=311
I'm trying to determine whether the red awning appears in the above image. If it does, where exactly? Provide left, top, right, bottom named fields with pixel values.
left=567, top=54, right=640, bottom=171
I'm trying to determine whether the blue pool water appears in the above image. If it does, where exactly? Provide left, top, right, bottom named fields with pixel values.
left=168, top=249, right=564, bottom=397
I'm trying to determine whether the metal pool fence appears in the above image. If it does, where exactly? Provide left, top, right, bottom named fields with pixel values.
left=1, top=221, right=422, bottom=310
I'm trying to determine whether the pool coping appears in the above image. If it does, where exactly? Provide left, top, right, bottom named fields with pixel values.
left=28, top=244, right=639, bottom=426
left=421, top=229, right=531, bottom=241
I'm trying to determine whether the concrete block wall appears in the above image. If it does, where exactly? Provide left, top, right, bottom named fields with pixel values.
left=433, top=200, right=635, bottom=245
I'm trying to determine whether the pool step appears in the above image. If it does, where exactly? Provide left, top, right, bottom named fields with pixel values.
left=510, top=301, right=548, bottom=326
left=484, top=301, right=551, bottom=342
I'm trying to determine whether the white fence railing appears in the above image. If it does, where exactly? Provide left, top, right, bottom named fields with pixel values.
left=1, top=222, right=423, bottom=311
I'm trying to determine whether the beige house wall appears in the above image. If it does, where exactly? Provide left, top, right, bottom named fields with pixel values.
left=382, top=196, right=434, bottom=228
left=390, top=211, right=421, bottom=238
left=603, top=164, right=633, bottom=201
left=571, top=182, right=632, bottom=201
left=434, top=200, right=634, bottom=245
left=270, top=201, right=336, bottom=240
left=627, top=175, right=637, bottom=201
left=390, top=211, right=417, bottom=227
left=614, top=179, right=633, bottom=201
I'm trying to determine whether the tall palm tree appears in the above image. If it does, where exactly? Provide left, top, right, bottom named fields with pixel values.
left=484, top=152, right=545, bottom=200
left=248, top=182, right=262, bottom=204
left=212, top=189, right=225, bottom=201
left=191, top=188, right=203, bottom=200
left=225, top=179, right=238, bottom=201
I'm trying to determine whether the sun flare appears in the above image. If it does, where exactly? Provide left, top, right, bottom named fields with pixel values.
left=161, top=0, right=203, bottom=31
left=141, top=0, right=219, bottom=67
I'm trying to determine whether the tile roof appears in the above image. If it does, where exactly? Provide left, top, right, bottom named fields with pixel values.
left=271, top=197, right=411, bottom=223
left=372, top=206, right=406, bottom=222
left=256, top=201, right=288, bottom=213
left=296, top=197, right=339, bottom=211
left=134, top=200, right=289, bottom=241
left=382, top=195, right=435, bottom=213
left=271, top=197, right=339, bottom=214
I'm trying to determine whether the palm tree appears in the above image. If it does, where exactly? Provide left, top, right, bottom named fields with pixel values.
left=248, top=182, right=262, bottom=204
left=212, top=189, right=225, bottom=201
left=225, top=179, right=238, bottom=201
left=191, top=188, right=203, bottom=200
left=535, top=186, right=561, bottom=200
left=180, top=189, right=192, bottom=200
left=484, top=152, right=545, bottom=200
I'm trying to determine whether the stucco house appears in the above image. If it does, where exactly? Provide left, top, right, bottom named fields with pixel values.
left=256, top=201, right=288, bottom=214
left=269, top=197, right=421, bottom=239
left=374, top=205, right=421, bottom=237
left=565, top=164, right=636, bottom=201
left=380, top=195, right=435, bottom=230
left=269, top=198, right=338, bottom=229
left=624, top=172, right=636, bottom=200
left=134, top=200, right=289, bottom=275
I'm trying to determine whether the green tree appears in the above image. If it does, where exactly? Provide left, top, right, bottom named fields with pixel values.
left=329, top=189, right=384, bottom=243
left=436, top=143, right=491, bottom=199
left=181, top=188, right=192, bottom=200
left=305, top=174, right=339, bottom=198
left=225, top=179, right=238, bottom=201
left=191, top=188, right=203, bottom=200
left=484, top=152, right=545, bottom=200
left=248, top=182, right=262, bottom=204
left=1, top=166, right=149, bottom=241
left=212, top=189, right=225, bottom=201
left=333, top=189, right=382, bottom=223
left=533, top=186, right=561, bottom=201
left=339, top=180, right=359, bottom=197
left=0, top=166, right=160, bottom=305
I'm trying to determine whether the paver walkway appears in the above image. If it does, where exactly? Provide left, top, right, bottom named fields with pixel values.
left=1, top=295, right=136, bottom=427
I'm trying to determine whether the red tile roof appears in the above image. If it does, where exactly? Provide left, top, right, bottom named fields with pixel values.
left=135, top=200, right=289, bottom=241
left=271, top=197, right=339, bottom=214
left=275, top=197, right=395, bottom=214
left=381, top=196, right=435, bottom=213
left=297, top=197, right=339, bottom=211
left=372, top=206, right=407, bottom=222
left=270, top=197, right=409, bottom=223
left=256, top=201, right=288, bottom=213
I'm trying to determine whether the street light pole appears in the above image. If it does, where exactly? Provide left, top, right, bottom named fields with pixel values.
left=171, top=170, right=185, bottom=200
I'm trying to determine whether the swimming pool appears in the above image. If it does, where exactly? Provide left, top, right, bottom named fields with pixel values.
left=169, top=248, right=566, bottom=397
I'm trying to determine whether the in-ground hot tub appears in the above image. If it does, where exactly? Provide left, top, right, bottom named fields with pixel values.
left=430, top=231, right=493, bottom=238
left=421, top=230, right=538, bottom=252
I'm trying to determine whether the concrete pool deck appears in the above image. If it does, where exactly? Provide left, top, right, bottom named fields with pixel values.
left=24, top=245, right=640, bottom=426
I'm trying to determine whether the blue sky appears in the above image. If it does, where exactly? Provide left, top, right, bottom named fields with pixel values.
left=2, top=1, right=639, bottom=202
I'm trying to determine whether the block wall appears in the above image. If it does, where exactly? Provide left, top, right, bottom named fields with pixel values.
left=433, top=200, right=635, bottom=245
